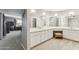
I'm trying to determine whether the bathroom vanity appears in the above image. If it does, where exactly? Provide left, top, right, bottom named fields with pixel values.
left=63, top=28, right=79, bottom=42
left=30, top=27, right=79, bottom=48
left=30, top=27, right=65, bottom=48
left=30, top=27, right=53, bottom=47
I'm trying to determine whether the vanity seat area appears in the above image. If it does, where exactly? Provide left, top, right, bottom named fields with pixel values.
left=30, top=27, right=79, bottom=48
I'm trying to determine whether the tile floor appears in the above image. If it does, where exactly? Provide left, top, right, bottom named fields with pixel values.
left=0, top=31, right=23, bottom=50
left=2, top=30, right=79, bottom=50
left=32, top=39, right=79, bottom=50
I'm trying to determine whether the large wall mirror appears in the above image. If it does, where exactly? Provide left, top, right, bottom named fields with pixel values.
left=40, top=16, right=46, bottom=27
left=32, top=17, right=37, bottom=28
left=31, top=16, right=60, bottom=28
left=49, top=17, right=59, bottom=27
left=68, top=15, right=79, bottom=28
left=32, top=16, right=41, bottom=28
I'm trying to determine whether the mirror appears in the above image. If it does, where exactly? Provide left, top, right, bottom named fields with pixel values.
left=40, top=16, right=46, bottom=27
left=68, top=15, right=79, bottom=28
left=32, top=18, right=37, bottom=28
left=49, top=17, right=59, bottom=27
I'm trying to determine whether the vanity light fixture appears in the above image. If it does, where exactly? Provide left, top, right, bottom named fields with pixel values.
left=69, top=11, right=74, bottom=15
left=31, top=9, right=36, bottom=13
left=54, top=13, right=58, bottom=16
left=42, top=12, right=46, bottom=15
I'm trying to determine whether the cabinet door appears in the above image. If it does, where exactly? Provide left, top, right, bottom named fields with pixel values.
left=41, top=30, right=53, bottom=43
left=76, top=31, right=79, bottom=41
left=41, top=31, right=46, bottom=42
left=44, top=31, right=48, bottom=41
left=63, top=30, right=79, bottom=41
left=30, top=32, right=41, bottom=47
left=48, top=30, right=53, bottom=39
left=45, top=30, right=53, bottom=41
left=63, top=30, right=69, bottom=38
left=46, top=30, right=49, bottom=40
left=71, top=30, right=79, bottom=41
left=50, top=30, right=53, bottom=38
left=40, top=31, right=48, bottom=42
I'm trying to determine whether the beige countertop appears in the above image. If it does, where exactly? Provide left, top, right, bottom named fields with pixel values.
left=30, top=27, right=72, bottom=33
left=30, top=27, right=79, bottom=33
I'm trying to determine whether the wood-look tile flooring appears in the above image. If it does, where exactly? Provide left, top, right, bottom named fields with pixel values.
left=32, top=39, right=79, bottom=50
left=0, top=31, right=23, bottom=50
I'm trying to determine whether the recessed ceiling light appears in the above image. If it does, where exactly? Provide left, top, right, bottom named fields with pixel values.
left=31, top=9, right=36, bottom=13
left=42, top=12, right=46, bottom=15
left=54, top=13, right=58, bottom=16
left=69, top=11, right=74, bottom=15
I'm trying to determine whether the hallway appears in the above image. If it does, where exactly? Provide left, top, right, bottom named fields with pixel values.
left=0, top=31, right=23, bottom=50
left=32, top=39, right=79, bottom=50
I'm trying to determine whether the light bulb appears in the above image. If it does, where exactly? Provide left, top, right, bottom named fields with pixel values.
left=54, top=13, right=58, bottom=16
left=69, top=11, right=74, bottom=15
left=31, top=9, right=36, bottom=13
left=42, top=12, right=46, bottom=15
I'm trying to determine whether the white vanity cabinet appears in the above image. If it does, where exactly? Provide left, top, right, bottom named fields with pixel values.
left=63, top=30, right=71, bottom=39
left=46, top=30, right=53, bottom=40
left=30, top=29, right=53, bottom=48
left=30, top=32, right=41, bottom=47
left=40, top=31, right=47, bottom=42
left=71, top=30, right=79, bottom=41
left=48, top=29, right=53, bottom=39
left=63, top=29, right=79, bottom=42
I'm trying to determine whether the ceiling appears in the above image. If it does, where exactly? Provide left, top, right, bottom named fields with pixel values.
left=0, top=9, right=25, bottom=18
left=44, top=9, right=66, bottom=12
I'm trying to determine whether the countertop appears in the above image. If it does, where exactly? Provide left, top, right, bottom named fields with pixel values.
left=30, top=27, right=79, bottom=33
left=30, top=27, right=73, bottom=33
